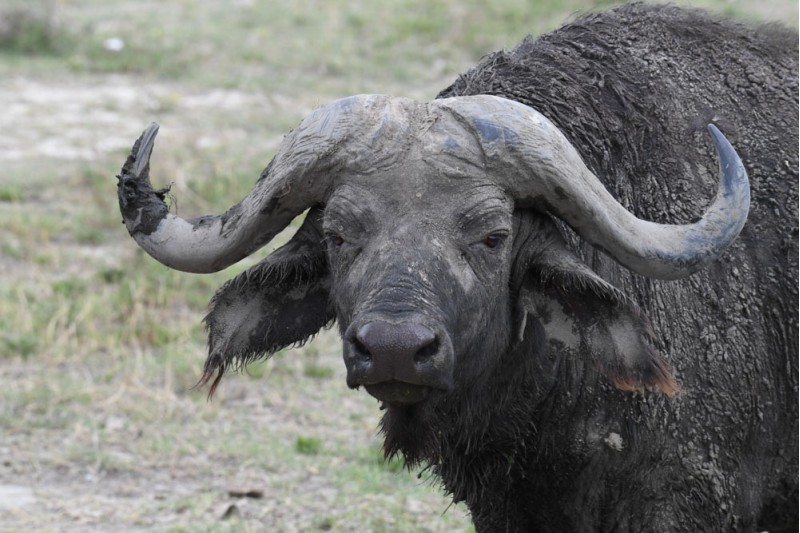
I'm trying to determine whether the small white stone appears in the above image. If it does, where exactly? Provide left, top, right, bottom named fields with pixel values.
left=103, top=38, right=125, bottom=52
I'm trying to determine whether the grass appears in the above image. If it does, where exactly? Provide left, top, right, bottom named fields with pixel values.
left=0, top=1, right=67, bottom=55
left=0, top=0, right=795, bottom=531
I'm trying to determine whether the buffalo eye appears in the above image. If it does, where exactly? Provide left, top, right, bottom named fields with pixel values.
left=326, top=233, right=344, bottom=246
left=483, top=232, right=506, bottom=249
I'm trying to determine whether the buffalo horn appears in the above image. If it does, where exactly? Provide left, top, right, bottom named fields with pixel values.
left=441, top=96, right=750, bottom=280
left=116, top=95, right=402, bottom=273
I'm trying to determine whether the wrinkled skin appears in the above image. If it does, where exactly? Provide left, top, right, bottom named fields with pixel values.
left=116, top=3, right=798, bottom=532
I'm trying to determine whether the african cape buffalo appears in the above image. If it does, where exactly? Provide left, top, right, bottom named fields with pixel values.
left=116, top=3, right=798, bottom=531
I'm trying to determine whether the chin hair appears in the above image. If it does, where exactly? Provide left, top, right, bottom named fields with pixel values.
left=379, top=402, right=444, bottom=468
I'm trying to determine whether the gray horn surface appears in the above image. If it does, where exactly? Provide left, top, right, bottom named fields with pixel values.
left=116, top=95, right=400, bottom=273
left=438, top=96, right=750, bottom=280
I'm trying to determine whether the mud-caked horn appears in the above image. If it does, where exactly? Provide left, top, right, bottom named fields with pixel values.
left=116, top=95, right=414, bottom=273
left=440, top=96, right=750, bottom=280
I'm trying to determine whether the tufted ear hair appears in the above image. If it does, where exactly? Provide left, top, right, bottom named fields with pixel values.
left=511, top=211, right=679, bottom=396
left=199, top=207, right=334, bottom=396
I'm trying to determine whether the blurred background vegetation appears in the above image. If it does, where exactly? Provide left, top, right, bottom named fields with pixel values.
left=0, top=0, right=796, bottom=531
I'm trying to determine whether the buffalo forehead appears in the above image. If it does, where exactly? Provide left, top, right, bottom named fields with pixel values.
left=329, top=165, right=510, bottom=227
left=321, top=96, right=500, bottom=179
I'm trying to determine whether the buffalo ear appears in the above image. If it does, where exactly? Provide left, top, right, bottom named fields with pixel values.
left=512, top=213, right=679, bottom=396
left=200, top=207, right=333, bottom=396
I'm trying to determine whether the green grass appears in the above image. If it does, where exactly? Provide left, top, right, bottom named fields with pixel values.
left=295, top=435, right=323, bottom=455
left=0, top=184, right=24, bottom=202
left=0, top=1, right=68, bottom=55
left=0, top=0, right=794, bottom=530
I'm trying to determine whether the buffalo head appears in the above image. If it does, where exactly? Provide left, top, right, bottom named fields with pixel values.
left=117, top=94, right=748, bottom=457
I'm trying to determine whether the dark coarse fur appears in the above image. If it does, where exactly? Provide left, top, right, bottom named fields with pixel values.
left=424, top=3, right=798, bottom=532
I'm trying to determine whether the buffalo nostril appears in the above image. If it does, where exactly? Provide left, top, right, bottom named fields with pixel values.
left=414, top=338, right=439, bottom=364
left=353, top=337, right=372, bottom=361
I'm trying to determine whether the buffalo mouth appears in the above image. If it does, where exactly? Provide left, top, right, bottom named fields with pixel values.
left=364, top=381, right=433, bottom=406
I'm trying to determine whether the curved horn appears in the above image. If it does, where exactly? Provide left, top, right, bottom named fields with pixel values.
left=439, top=96, right=750, bottom=280
left=116, top=95, right=410, bottom=273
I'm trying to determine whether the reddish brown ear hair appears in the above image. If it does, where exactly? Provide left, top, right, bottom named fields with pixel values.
left=512, top=212, right=679, bottom=396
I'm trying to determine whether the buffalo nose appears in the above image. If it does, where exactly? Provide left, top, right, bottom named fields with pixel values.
left=354, top=321, right=439, bottom=365
left=343, top=319, right=453, bottom=396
